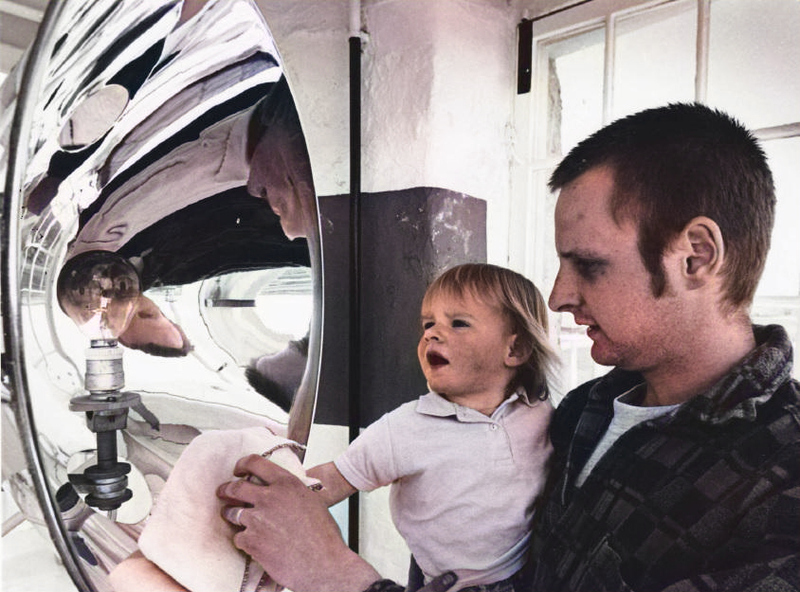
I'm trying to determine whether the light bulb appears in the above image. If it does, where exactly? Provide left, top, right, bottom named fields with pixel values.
left=57, top=251, right=141, bottom=342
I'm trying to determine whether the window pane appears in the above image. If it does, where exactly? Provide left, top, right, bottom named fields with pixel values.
left=541, top=27, right=605, bottom=157
left=749, top=137, right=799, bottom=378
left=613, top=0, right=696, bottom=120
left=756, top=136, right=800, bottom=299
left=707, top=0, right=800, bottom=129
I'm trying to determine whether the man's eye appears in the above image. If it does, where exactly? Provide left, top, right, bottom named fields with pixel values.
left=575, top=259, right=605, bottom=280
left=452, top=319, right=470, bottom=328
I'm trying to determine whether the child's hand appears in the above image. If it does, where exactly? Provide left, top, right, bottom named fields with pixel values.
left=418, top=572, right=458, bottom=592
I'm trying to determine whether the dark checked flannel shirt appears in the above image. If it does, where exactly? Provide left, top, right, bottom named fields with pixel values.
left=365, top=324, right=800, bottom=592
left=526, top=324, right=800, bottom=592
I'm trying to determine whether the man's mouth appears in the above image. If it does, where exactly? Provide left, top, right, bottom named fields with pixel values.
left=572, top=316, right=600, bottom=339
left=426, top=352, right=449, bottom=368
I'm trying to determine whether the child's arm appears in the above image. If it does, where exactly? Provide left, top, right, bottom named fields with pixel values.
left=307, top=461, right=357, bottom=507
left=110, top=552, right=188, bottom=592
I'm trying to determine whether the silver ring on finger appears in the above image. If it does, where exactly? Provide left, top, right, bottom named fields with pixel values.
left=226, top=506, right=246, bottom=527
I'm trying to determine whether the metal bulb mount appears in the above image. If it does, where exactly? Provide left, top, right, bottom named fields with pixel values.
left=56, top=250, right=142, bottom=512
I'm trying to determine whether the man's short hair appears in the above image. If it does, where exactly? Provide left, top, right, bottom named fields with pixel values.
left=246, top=75, right=302, bottom=160
left=549, top=103, right=775, bottom=309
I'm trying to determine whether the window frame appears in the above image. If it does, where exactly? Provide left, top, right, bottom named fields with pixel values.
left=511, top=0, right=800, bottom=394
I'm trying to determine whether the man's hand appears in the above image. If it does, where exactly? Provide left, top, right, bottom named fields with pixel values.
left=217, top=454, right=381, bottom=592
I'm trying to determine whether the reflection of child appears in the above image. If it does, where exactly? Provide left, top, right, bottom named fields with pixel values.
left=309, top=263, right=557, bottom=591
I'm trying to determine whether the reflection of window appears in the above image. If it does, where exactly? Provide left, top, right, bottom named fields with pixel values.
left=512, top=0, right=800, bottom=394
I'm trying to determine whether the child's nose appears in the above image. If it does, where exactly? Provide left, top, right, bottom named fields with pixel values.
left=423, top=326, right=441, bottom=341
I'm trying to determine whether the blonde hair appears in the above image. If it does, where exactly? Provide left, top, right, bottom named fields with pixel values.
left=422, top=263, right=556, bottom=400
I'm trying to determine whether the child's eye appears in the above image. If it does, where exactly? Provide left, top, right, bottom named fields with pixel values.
left=452, top=319, right=470, bottom=328
left=422, top=321, right=434, bottom=330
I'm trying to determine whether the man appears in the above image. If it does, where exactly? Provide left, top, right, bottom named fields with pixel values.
left=526, top=103, right=799, bottom=591
left=114, top=103, right=799, bottom=592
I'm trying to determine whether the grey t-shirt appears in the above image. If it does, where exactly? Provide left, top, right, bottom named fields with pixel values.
left=577, top=385, right=680, bottom=486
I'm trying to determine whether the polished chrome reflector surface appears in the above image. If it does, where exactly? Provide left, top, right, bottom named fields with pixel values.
left=1, top=1, right=322, bottom=589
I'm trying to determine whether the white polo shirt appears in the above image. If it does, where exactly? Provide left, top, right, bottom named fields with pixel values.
left=335, top=390, right=553, bottom=587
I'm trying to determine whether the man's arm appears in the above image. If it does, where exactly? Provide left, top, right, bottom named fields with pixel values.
left=660, top=555, right=799, bottom=592
left=307, top=461, right=358, bottom=507
left=217, top=454, right=382, bottom=592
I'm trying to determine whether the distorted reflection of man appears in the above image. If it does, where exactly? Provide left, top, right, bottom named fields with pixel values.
left=117, top=295, right=192, bottom=358
left=59, top=76, right=316, bottom=410
left=245, top=77, right=317, bottom=242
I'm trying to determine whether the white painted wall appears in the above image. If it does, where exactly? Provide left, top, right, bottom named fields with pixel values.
left=360, top=0, right=518, bottom=265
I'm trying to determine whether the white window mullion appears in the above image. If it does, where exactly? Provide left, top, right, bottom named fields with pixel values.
left=695, top=0, right=710, bottom=103
left=755, top=123, right=800, bottom=142
left=603, top=14, right=616, bottom=125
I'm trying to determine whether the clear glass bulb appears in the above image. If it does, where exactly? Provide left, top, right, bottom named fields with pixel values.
left=57, top=251, right=141, bottom=341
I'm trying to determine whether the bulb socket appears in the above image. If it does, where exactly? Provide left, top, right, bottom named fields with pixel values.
left=84, top=346, right=124, bottom=393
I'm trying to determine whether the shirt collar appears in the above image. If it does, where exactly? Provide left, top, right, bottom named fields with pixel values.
left=217, top=105, right=256, bottom=183
left=685, top=323, right=795, bottom=423
left=416, top=388, right=533, bottom=421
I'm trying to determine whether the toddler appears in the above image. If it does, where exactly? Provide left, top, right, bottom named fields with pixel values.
left=309, top=263, right=557, bottom=591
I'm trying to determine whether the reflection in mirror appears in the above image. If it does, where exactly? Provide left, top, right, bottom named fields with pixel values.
left=56, top=250, right=141, bottom=341
left=58, top=84, right=130, bottom=151
left=2, top=1, right=322, bottom=589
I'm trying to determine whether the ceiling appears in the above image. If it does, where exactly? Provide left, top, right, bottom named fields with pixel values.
left=0, top=0, right=46, bottom=81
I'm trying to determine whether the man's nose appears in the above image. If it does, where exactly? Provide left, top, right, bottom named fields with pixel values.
left=548, top=268, right=578, bottom=312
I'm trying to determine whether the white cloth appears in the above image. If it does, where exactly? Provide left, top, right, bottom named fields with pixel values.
left=138, top=426, right=319, bottom=592
left=335, top=390, right=552, bottom=588
left=576, top=385, right=681, bottom=486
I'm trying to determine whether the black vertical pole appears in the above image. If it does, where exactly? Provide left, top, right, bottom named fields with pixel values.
left=348, top=31, right=362, bottom=553
left=517, top=19, right=533, bottom=95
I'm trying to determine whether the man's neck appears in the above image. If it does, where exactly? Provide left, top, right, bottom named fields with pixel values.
left=641, top=318, right=755, bottom=407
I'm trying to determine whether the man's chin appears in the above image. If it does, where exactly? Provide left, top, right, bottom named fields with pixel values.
left=120, top=333, right=192, bottom=357
left=280, top=221, right=305, bottom=240
left=589, top=343, right=620, bottom=369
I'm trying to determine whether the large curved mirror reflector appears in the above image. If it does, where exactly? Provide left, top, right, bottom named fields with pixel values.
left=1, top=1, right=322, bottom=589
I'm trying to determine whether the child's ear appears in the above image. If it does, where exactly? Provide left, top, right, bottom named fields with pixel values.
left=505, top=335, right=531, bottom=368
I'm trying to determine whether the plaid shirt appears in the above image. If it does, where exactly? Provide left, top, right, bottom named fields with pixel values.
left=527, top=324, right=800, bottom=591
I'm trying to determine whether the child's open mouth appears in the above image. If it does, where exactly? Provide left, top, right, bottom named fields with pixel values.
left=426, top=352, right=449, bottom=367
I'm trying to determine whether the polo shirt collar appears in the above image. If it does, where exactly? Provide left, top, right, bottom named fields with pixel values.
left=416, top=388, right=532, bottom=421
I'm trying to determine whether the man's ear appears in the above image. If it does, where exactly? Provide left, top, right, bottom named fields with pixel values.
left=678, top=216, right=725, bottom=287
left=505, top=334, right=531, bottom=368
